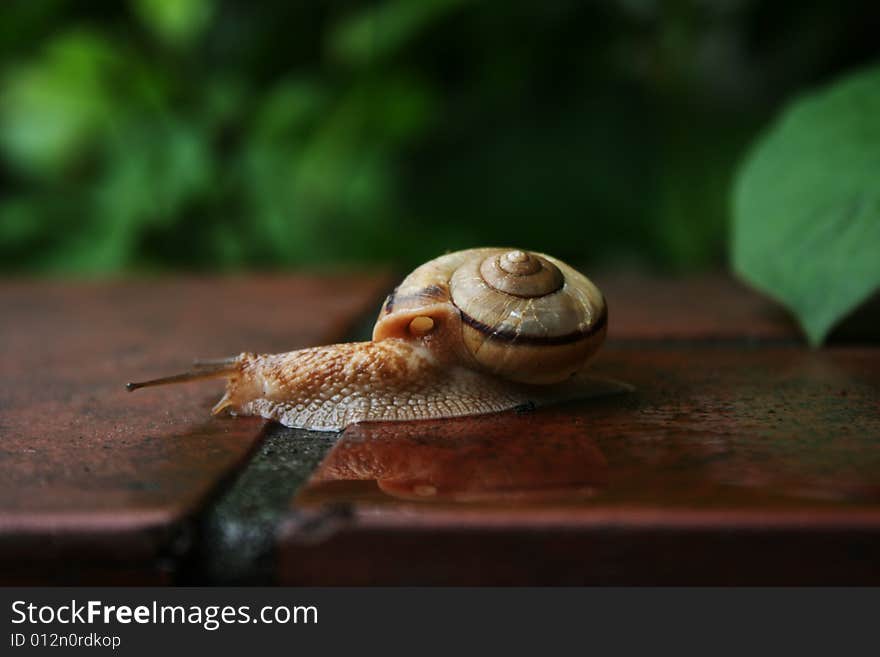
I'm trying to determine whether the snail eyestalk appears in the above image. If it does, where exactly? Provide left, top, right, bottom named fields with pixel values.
left=125, top=360, right=237, bottom=392
left=192, top=356, right=239, bottom=368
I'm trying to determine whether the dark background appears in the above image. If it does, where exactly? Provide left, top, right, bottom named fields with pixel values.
left=2, top=0, right=879, bottom=274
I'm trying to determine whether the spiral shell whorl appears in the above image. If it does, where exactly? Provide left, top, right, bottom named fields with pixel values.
left=478, top=250, right=564, bottom=297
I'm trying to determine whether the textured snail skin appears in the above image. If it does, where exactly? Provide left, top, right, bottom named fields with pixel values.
left=211, top=340, right=614, bottom=432
left=131, top=248, right=618, bottom=432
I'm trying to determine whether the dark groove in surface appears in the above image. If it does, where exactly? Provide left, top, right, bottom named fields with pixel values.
left=180, top=424, right=339, bottom=584
left=178, top=287, right=391, bottom=584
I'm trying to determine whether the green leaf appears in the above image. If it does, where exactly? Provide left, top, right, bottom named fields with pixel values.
left=732, top=65, right=880, bottom=345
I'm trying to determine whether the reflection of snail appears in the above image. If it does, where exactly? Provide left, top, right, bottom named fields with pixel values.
left=299, top=415, right=609, bottom=503
left=128, top=248, right=622, bottom=432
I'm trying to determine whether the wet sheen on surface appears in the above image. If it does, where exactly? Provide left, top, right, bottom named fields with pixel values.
left=281, top=345, right=880, bottom=584
left=295, top=347, right=880, bottom=512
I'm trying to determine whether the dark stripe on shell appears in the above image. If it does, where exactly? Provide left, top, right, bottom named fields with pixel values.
left=459, top=304, right=607, bottom=346
left=383, top=286, right=399, bottom=314
left=384, top=284, right=448, bottom=314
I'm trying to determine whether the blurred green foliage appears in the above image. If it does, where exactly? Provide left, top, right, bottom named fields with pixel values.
left=1, top=0, right=878, bottom=274
left=734, top=65, right=880, bottom=345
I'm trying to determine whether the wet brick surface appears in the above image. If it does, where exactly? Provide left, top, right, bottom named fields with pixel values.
left=2, top=272, right=877, bottom=584
left=0, top=275, right=390, bottom=582
left=281, top=346, right=880, bottom=584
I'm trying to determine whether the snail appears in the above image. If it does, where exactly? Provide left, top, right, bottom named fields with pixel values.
left=127, top=248, right=626, bottom=432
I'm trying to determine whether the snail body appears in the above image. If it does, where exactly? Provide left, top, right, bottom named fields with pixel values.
left=127, top=248, right=616, bottom=432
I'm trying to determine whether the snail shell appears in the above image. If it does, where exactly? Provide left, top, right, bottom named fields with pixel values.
left=373, top=247, right=606, bottom=384
left=127, top=248, right=619, bottom=432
